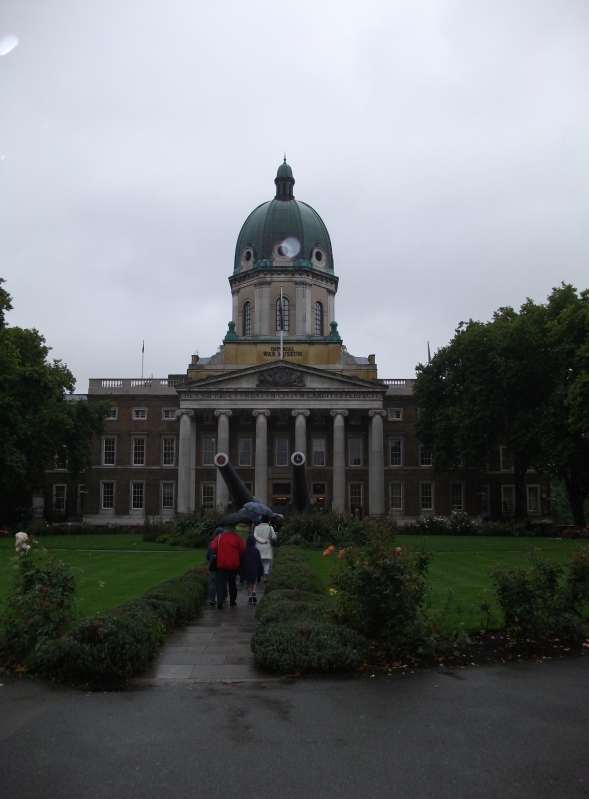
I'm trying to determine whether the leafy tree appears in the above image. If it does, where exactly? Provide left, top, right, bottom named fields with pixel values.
left=0, top=279, right=111, bottom=525
left=415, top=285, right=589, bottom=525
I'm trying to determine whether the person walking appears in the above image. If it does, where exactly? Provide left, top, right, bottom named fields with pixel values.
left=254, top=515, right=276, bottom=582
left=205, top=527, right=224, bottom=606
left=211, top=522, right=246, bottom=608
left=239, top=534, right=264, bottom=604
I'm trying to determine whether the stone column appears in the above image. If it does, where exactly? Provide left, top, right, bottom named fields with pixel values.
left=330, top=410, right=348, bottom=512
left=292, top=410, right=310, bottom=457
left=214, top=410, right=232, bottom=509
left=327, top=291, right=335, bottom=325
left=369, top=410, right=387, bottom=516
left=305, top=286, right=312, bottom=335
left=253, top=410, right=270, bottom=504
left=176, top=410, right=194, bottom=514
left=231, top=289, right=239, bottom=325
left=254, top=280, right=271, bottom=336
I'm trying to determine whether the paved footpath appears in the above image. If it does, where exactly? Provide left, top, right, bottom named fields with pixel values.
left=137, top=579, right=266, bottom=682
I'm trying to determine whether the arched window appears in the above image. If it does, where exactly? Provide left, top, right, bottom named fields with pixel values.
left=243, top=301, right=252, bottom=336
left=315, top=301, right=324, bottom=336
left=276, top=296, right=290, bottom=332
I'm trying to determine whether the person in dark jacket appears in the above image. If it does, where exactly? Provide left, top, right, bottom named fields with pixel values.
left=239, top=534, right=264, bottom=604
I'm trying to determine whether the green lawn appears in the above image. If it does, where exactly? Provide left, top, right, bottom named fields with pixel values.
left=306, top=536, right=586, bottom=633
left=0, top=534, right=206, bottom=616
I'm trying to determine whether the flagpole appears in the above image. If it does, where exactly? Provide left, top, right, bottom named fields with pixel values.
left=280, top=286, right=284, bottom=360
left=141, top=341, right=144, bottom=379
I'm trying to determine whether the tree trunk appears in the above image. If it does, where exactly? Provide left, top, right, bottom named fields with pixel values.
left=563, top=473, right=587, bottom=528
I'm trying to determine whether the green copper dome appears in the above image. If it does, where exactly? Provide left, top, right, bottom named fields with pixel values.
left=233, top=161, right=334, bottom=272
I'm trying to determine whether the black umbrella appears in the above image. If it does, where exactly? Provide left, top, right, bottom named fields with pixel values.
left=218, top=511, right=253, bottom=526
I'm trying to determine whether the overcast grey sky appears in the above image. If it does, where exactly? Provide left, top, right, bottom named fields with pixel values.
left=1, top=0, right=588, bottom=387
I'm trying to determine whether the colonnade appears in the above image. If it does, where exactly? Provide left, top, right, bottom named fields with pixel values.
left=176, top=407, right=387, bottom=516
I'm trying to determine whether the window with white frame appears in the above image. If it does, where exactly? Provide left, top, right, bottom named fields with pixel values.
left=238, top=438, right=252, bottom=466
left=450, top=482, right=464, bottom=511
left=202, top=483, right=215, bottom=510
left=105, top=406, right=118, bottom=420
left=243, top=301, right=252, bottom=336
left=53, top=484, right=66, bottom=513
left=349, top=438, right=363, bottom=466
left=527, top=485, right=540, bottom=514
left=78, top=484, right=86, bottom=514
left=420, top=445, right=432, bottom=467
left=101, top=481, right=115, bottom=510
left=276, top=296, right=290, bottom=332
left=312, top=438, right=326, bottom=466
left=388, top=408, right=403, bottom=421
left=162, top=408, right=177, bottom=420
left=349, top=483, right=363, bottom=511
left=161, top=482, right=175, bottom=510
left=54, top=448, right=68, bottom=470
left=162, top=438, right=176, bottom=466
left=133, top=408, right=147, bottom=420
left=390, top=482, right=403, bottom=511
left=420, top=482, right=434, bottom=511
left=202, top=438, right=215, bottom=465
left=132, top=437, right=146, bottom=466
left=501, top=485, right=515, bottom=516
left=314, top=301, right=324, bottom=336
left=102, top=437, right=116, bottom=466
left=131, top=482, right=144, bottom=510
left=389, top=438, right=402, bottom=467
left=276, top=437, right=289, bottom=467
left=500, top=446, right=513, bottom=471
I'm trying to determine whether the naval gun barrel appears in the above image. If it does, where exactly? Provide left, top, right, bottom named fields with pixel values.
left=290, top=451, right=312, bottom=513
left=214, top=453, right=257, bottom=508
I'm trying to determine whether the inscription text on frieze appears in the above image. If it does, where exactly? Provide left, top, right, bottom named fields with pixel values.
left=183, top=390, right=383, bottom=400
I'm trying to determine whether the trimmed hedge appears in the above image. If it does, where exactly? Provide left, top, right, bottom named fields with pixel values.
left=251, top=547, right=368, bottom=673
left=27, top=567, right=209, bottom=684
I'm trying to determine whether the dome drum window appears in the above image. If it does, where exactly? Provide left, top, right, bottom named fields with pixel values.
left=276, top=297, right=290, bottom=332
left=243, top=301, right=252, bottom=336
left=315, top=301, right=324, bottom=336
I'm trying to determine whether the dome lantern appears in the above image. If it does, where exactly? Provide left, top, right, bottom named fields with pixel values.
left=274, top=157, right=295, bottom=201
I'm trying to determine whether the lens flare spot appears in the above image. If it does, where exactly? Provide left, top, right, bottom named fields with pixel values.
left=277, top=237, right=300, bottom=258
left=0, top=35, right=18, bottom=56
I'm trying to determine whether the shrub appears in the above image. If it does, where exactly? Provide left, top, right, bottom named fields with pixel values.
left=27, top=567, right=209, bottom=684
left=255, top=595, right=329, bottom=626
left=263, top=568, right=324, bottom=596
left=142, top=511, right=223, bottom=548
left=331, top=538, right=437, bottom=657
left=0, top=553, right=77, bottom=669
left=251, top=618, right=368, bottom=673
left=155, top=534, right=171, bottom=544
left=278, top=512, right=365, bottom=548
left=491, top=547, right=589, bottom=641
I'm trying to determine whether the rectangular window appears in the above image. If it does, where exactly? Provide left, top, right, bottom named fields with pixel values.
left=133, top=437, right=146, bottom=466
left=133, top=408, right=147, bottom=420
left=389, top=438, right=402, bottom=467
left=500, top=446, right=513, bottom=471
left=420, top=445, right=432, bottom=467
left=54, top=448, right=68, bottom=470
left=53, top=484, right=66, bottom=513
left=101, top=481, right=114, bottom=510
left=388, top=408, right=403, bottom=421
left=131, top=482, right=144, bottom=510
left=162, top=438, right=176, bottom=466
left=276, top=437, right=289, bottom=467
left=162, top=482, right=175, bottom=510
left=420, top=482, right=434, bottom=511
left=390, top=482, right=403, bottom=511
left=450, top=482, right=464, bottom=511
left=105, top=406, right=118, bottom=420
left=349, top=483, right=363, bottom=511
left=312, top=438, right=326, bottom=467
left=527, top=485, right=540, bottom=514
left=78, top=484, right=86, bottom=514
left=202, top=438, right=215, bottom=466
left=480, top=485, right=490, bottom=515
left=162, top=408, right=177, bottom=420
left=102, top=437, right=116, bottom=466
left=238, top=438, right=252, bottom=466
left=202, top=483, right=215, bottom=510
left=349, top=438, right=363, bottom=467
left=502, top=485, right=515, bottom=516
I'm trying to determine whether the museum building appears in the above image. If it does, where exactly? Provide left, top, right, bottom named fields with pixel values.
left=45, top=161, right=551, bottom=524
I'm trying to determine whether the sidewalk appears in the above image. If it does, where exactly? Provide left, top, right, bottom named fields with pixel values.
left=137, top=579, right=267, bottom=682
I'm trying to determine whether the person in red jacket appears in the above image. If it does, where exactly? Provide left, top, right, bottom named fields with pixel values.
left=211, top=523, right=246, bottom=609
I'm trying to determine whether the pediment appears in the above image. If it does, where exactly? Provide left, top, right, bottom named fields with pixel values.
left=180, top=360, right=384, bottom=393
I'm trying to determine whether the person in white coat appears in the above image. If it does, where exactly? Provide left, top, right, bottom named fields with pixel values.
left=254, top=515, right=276, bottom=581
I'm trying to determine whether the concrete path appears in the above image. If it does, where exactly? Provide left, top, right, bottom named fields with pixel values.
left=138, top=578, right=266, bottom=682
